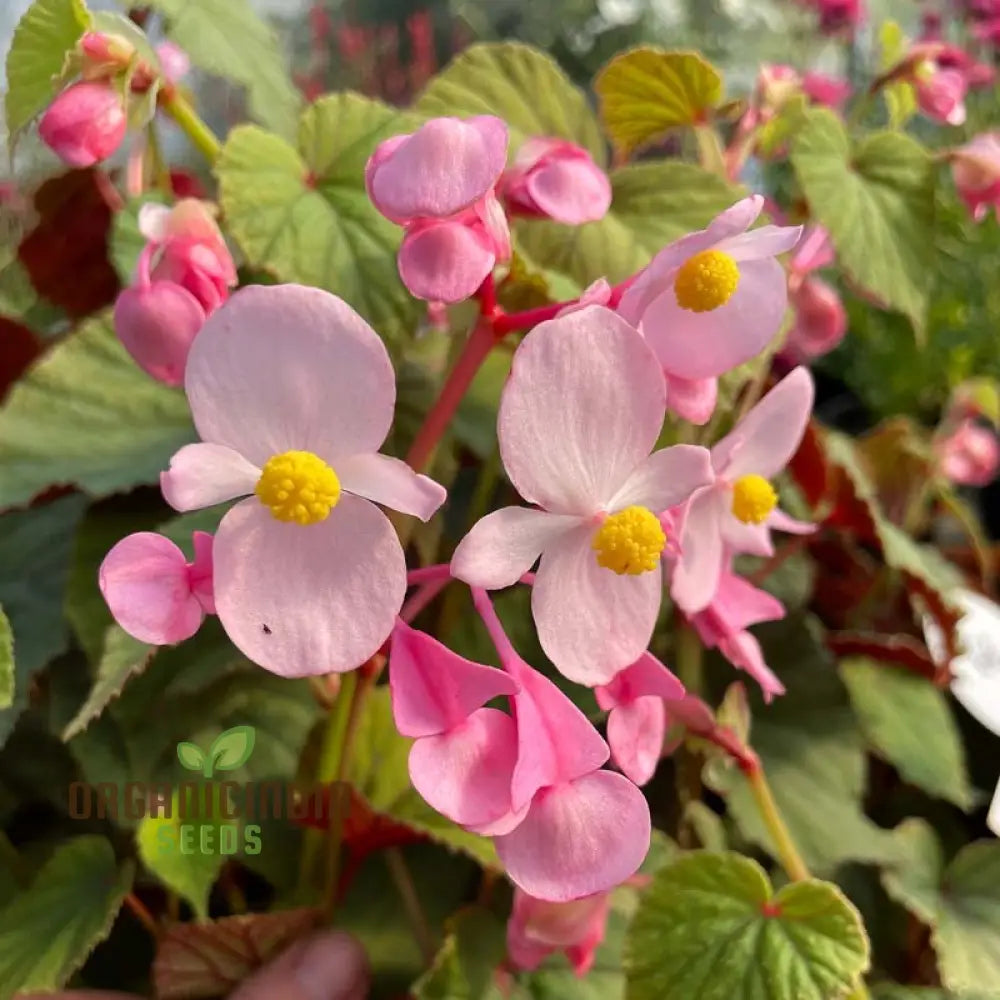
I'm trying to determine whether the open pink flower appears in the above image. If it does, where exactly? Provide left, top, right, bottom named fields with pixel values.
left=100, top=531, right=214, bottom=644
left=500, top=138, right=611, bottom=225
left=951, top=133, right=1000, bottom=221
left=507, top=889, right=612, bottom=975
left=671, top=367, right=815, bottom=613
left=936, top=419, right=1000, bottom=486
left=38, top=80, right=126, bottom=168
left=451, top=306, right=712, bottom=685
left=158, top=284, right=446, bottom=676
left=617, top=196, right=802, bottom=382
left=594, top=653, right=684, bottom=786
left=802, top=72, right=852, bottom=108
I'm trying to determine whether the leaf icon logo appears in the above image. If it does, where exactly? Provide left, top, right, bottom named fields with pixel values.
left=176, top=725, right=256, bottom=778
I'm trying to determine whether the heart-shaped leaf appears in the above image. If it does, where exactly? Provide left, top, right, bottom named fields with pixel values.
left=210, top=724, right=256, bottom=772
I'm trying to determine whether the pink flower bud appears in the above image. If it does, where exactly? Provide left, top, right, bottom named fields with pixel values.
left=500, top=138, right=612, bottom=225
left=937, top=420, right=1000, bottom=486
left=802, top=71, right=852, bottom=108
left=951, top=133, right=1000, bottom=222
left=113, top=280, right=206, bottom=386
left=78, top=30, right=136, bottom=79
left=783, top=275, right=847, bottom=363
left=38, top=81, right=126, bottom=168
left=915, top=63, right=968, bottom=125
left=803, top=0, right=864, bottom=34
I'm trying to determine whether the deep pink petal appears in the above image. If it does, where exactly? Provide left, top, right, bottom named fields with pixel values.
left=525, top=158, right=612, bottom=224
left=100, top=532, right=204, bottom=645
left=713, top=572, right=785, bottom=631
left=532, top=527, right=662, bottom=684
left=719, top=631, right=785, bottom=702
left=665, top=374, right=718, bottom=425
left=608, top=444, right=713, bottom=513
left=389, top=620, right=518, bottom=737
left=212, top=495, right=404, bottom=676
left=607, top=697, right=666, bottom=786
left=671, top=489, right=726, bottom=613
left=397, top=219, right=496, bottom=303
left=160, top=442, right=260, bottom=512
left=598, top=650, right=685, bottom=707
left=188, top=530, right=215, bottom=614
left=495, top=771, right=651, bottom=902
left=184, top=284, right=396, bottom=467
left=336, top=452, right=445, bottom=521
left=408, top=708, right=518, bottom=828
left=499, top=306, right=666, bottom=515
left=450, top=507, right=581, bottom=589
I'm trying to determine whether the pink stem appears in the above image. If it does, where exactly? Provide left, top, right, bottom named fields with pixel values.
left=406, top=564, right=453, bottom=585
left=470, top=587, right=519, bottom=669
left=400, top=577, right=449, bottom=624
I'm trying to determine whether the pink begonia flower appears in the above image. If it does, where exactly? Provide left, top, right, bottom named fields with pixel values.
left=951, top=133, right=1000, bottom=222
left=500, top=138, right=612, bottom=225
left=100, top=531, right=214, bottom=645
left=157, top=284, right=446, bottom=676
left=802, top=72, right=852, bottom=108
left=780, top=225, right=846, bottom=364
left=915, top=65, right=968, bottom=125
left=802, top=0, right=864, bottom=33
left=366, top=116, right=512, bottom=303
left=617, top=196, right=802, bottom=382
left=155, top=41, right=190, bottom=83
left=451, top=306, right=713, bottom=685
left=506, top=888, right=612, bottom=975
left=671, top=367, right=815, bottom=614
left=936, top=420, right=1000, bottom=486
left=38, top=81, right=126, bottom=168
left=594, top=652, right=684, bottom=786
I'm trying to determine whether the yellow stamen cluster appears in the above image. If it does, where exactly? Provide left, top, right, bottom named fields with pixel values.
left=674, top=249, right=740, bottom=313
left=731, top=474, right=778, bottom=525
left=591, top=506, right=666, bottom=576
left=255, top=450, right=341, bottom=525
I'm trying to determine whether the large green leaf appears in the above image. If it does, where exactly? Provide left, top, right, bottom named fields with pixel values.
left=3, top=0, right=90, bottom=140
left=0, top=609, right=11, bottom=712
left=144, top=0, right=300, bottom=138
left=882, top=820, right=1000, bottom=994
left=416, top=42, right=605, bottom=163
left=0, top=836, right=134, bottom=999
left=791, top=109, right=935, bottom=336
left=841, top=658, right=972, bottom=810
left=216, top=95, right=421, bottom=340
left=625, top=851, right=869, bottom=1000
left=517, top=161, right=740, bottom=289
left=0, top=313, right=194, bottom=509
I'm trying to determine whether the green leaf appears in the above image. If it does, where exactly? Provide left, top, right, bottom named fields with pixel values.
left=4, top=0, right=90, bottom=141
left=210, top=724, right=256, bottom=772
left=791, top=109, right=935, bottom=337
left=413, top=908, right=507, bottom=1000
left=176, top=741, right=206, bottom=772
left=0, top=836, right=134, bottom=999
left=143, top=0, right=300, bottom=138
left=878, top=21, right=916, bottom=130
left=882, top=821, right=1000, bottom=994
left=0, top=312, right=194, bottom=509
left=0, top=609, right=12, bottom=712
left=517, top=161, right=740, bottom=289
left=841, top=658, right=973, bottom=809
left=416, top=42, right=605, bottom=163
left=625, top=851, right=869, bottom=1000
left=595, top=48, right=724, bottom=157
left=216, top=95, right=422, bottom=340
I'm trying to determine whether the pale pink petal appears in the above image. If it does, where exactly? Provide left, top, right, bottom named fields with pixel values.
left=368, top=116, right=508, bottom=222
left=642, top=258, right=788, bottom=380
left=450, top=507, right=581, bottom=589
left=666, top=374, right=718, bottom=425
left=717, top=224, right=802, bottom=261
left=506, top=927, right=553, bottom=973
left=768, top=508, right=816, bottom=535
left=719, top=631, right=785, bottom=701
left=336, top=452, right=445, bottom=522
left=389, top=620, right=518, bottom=737
left=525, top=158, right=612, bottom=224
left=467, top=799, right=531, bottom=838
left=608, top=444, right=713, bottom=513
left=712, top=367, right=814, bottom=479
left=671, top=489, right=726, bottom=614
left=719, top=509, right=774, bottom=556
left=495, top=771, right=651, bottom=902
left=160, top=442, right=260, bottom=511
left=607, top=697, right=666, bottom=786
left=532, top=526, right=662, bottom=684
left=212, top=494, right=404, bottom=676
left=100, top=533, right=204, bottom=645
left=188, top=530, right=215, bottom=614
left=556, top=278, right=611, bottom=317
left=184, top=284, right=396, bottom=467
left=397, top=219, right=496, bottom=303
left=408, top=708, right=518, bottom=828
left=499, top=306, right=666, bottom=515
left=598, top=651, right=685, bottom=707
left=713, top=572, right=784, bottom=631
left=138, top=203, right=171, bottom=242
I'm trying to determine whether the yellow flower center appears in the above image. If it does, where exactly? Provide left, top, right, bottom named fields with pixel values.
left=255, top=450, right=341, bottom=525
left=731, top=474, right=778, bottom=524
left=591, top=506, right=666, bottom=576
left=674, top=249, right=740, bottom=312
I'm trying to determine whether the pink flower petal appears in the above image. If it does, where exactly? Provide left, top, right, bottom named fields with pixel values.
left=598, top=651, right=685, bottom=707
left=713, top=572, right=784, bottom=631
left=768, top=508, right=816, bottom=535
left=711, top=367, right=814, bottom=480
left=389, top=620, right=518, bottom=737
left=408, top=708, right=518, bottom=828
left=189, top=530, right=215, bottom=614
left=450, top=507, right=582, bottom=589
left=336, top=452, right=445, bottom=522
left=719, top=631, right=785, bottom=701
left=161, top=442, right=260, bottom=512
left=666, top=374, right=718, bottom=425
left=718, top=224, right=802, bottom=261
left=607, top=697, right=666, bottom=786
left=100, top=532, right=205, bottom=645
left=211, top=494, right=405, bottom=676
left=672, top=489, right=726, bottom=613
left=495, top=770, right=651, bottom=902
left=397, top=219, right=496, bottom=303
left=499, top=306, right=666, bottom=516
left=184, top=285, right=396, bottom=467
left=532, top=526, right=662, bottom=684
left=525, top=158, right=612, bottom=224
left=609, top=444, right=713, bottom=513
left=719, top=514, right=774, bottom=557
left=138, top=203, right=171, bottom=243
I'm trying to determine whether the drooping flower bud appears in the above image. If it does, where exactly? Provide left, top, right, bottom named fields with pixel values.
left=936, top=420, right=1000, bottom=487
left=507, top=889, right=612, bottom=976
left=951, top=133, right=1000, bottom=222
left=38, top=81, right=127, bottom=168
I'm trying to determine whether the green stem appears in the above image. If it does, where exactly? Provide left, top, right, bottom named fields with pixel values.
left=160, top=89, right=222, bottom=164
left=384, top=846, right=436, bottom=964
left=675, top=623, right=704, bottom=848
left=745, top=763, right=810, bottom=882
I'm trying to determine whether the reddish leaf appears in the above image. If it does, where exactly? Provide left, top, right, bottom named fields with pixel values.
left=826, top=630, right=937, bottom=679
left=787, top=419, right=829, bottom=508
left=0, top=315, right=43, bottom=401
left=153, top=907, right=320, bottom=1000
left=18, top=170, right=120, bottom=318
left=170, top=170, right=207, bottom=200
